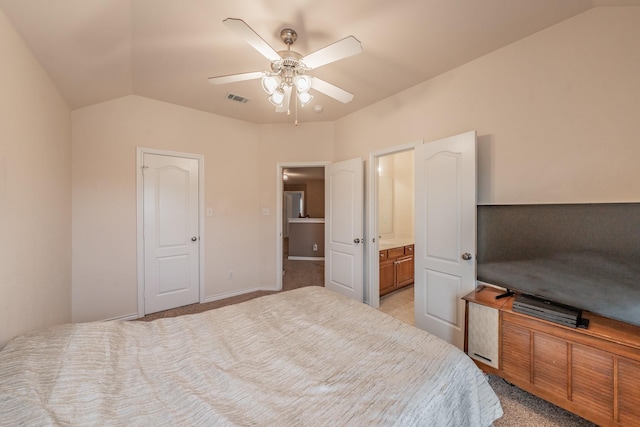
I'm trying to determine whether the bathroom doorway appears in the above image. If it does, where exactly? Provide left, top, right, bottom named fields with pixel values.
left=367, top=141, right=421, bottom=308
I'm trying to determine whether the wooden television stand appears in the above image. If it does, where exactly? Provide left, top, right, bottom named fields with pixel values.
left=463, top=285, right=640, bottom=427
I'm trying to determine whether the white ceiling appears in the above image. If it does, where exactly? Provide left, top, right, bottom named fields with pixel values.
left=2, top=0, right=639, bottom=124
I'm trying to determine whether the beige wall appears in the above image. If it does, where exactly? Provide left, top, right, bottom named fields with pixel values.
left=71, top=97, right=333, bottom=322
left=304, top=180, right=325, bottom=218
left=0, top=10, right=71, bottom=347
left=335, top=8, right=640, bottom=205
left=284, top=180, right=325, bottom=218
left=288, top=222, right=325, bottom=257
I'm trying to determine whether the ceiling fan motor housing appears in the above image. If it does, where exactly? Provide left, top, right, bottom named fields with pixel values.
left=271, top=51, right=308, bottom=82
left=280, top=28, right=297, bottom=46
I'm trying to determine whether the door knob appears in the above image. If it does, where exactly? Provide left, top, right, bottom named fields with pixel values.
left=354, top=238, right=361, bottom=244
left=191, top=236, right=198, bottom=242
left=461, top=252, right=472, bottom=260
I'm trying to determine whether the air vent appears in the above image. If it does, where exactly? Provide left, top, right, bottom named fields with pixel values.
left=226, top=93, right=250, bottom=104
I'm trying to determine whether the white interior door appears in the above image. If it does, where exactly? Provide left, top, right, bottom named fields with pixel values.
left=325, top=158, right=364, bottom=301
left=143, top=153, right=200, bottom=314
left=414, top=131, right=476, bottom=348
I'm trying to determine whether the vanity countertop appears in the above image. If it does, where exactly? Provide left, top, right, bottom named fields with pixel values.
left=379, top=238, right=414, bottom=251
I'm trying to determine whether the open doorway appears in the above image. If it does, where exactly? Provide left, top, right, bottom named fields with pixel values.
left=276, top=163, right=328, bottom=292
left=376, top=150, right=415, bottom=321
left=367, top=141, right=421, bottom=310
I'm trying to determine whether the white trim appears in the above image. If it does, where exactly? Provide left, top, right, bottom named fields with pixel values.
left=288, top=256, right=325, bottom=261
left=276, top=161, right=330, bottom=291
left=366, top=140, right=422, bottom=309
left=136, top=147, right=205, bottom=318
left=104, top=313, right=139, bottom=322
left=288, top=218, right=325, bottom=224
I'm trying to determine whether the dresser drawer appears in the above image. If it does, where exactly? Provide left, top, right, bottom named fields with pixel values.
left=388, top=247, right=405, bottom=259
left=379, top=250, right=389, bottom=261
left=404, top=245, right=414, bottom=256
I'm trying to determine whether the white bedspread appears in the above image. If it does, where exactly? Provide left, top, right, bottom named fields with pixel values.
left=0, top=287, right=502, bottom=426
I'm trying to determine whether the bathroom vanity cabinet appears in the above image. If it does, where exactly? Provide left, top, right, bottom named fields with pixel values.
left=379, top=244, right=414, bottom=296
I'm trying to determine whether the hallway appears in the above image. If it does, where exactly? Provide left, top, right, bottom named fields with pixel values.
left=282, top=237, right=324, bottom=290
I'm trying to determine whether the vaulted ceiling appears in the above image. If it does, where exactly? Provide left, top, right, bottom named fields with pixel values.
left=2, top=0, right=638, bottom=124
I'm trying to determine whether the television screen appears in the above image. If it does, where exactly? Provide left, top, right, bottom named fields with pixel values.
left=476, top=203, right=640, bottom=327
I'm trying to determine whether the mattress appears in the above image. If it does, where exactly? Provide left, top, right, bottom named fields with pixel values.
left=0, top=286, right=502, bottom=426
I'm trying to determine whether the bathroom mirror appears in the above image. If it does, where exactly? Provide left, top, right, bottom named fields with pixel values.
left=378, top=176, right=393, bottom=235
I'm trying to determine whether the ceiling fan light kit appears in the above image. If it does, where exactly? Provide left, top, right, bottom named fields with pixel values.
left=208, top=18, right=362, bottom=122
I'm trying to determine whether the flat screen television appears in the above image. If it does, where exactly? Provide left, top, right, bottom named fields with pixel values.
left=476, top=203, right=640, bottom=327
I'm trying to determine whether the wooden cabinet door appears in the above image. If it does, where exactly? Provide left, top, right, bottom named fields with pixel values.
left=379, top=259, right=396, bottom=296
left=501, top=319, right=531, bottom=384
left=571, top=344, right=614, bottom=422
left=396, top=255, right=414, bottom=287
left=618, top=358, right=640, bottom=425
left=533, top=333, right=568, bottom=398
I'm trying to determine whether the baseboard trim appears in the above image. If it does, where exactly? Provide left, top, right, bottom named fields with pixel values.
left=203, top=286, right=278, bottom=304
left=104, top=313, right=140, bottom=322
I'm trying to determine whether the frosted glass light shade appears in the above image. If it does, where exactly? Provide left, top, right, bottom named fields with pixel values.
left=294, top=75, right=311, bottom=93
left=261, top=75, right=279, bottom=94
left=269, top=88, right=285, bottom=107
left=297, top=91, right=313, bottom=107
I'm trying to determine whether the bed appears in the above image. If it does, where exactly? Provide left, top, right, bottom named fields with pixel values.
left=0, top=286, right=503, bottom=426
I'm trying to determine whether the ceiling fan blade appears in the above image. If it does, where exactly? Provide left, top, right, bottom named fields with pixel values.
left=275, top=86, right=293, bottom=113
left=208, top=71, right=265, bottom=85
left=223, top=18, right=281, bottom=62
left=311, top=77, right=354, bottom=103
left=302, top=36, right=362, bottom=69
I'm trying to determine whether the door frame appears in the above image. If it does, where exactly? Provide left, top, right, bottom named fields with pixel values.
left=276, top=161, right=330, bottom=291
left=366, top=140, right=422, bottom=308
left=136, top=147, right=205, bottom=317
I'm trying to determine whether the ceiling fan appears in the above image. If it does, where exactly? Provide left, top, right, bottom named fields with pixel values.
left=208, top=18, right=362, bottom=113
